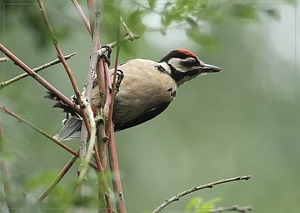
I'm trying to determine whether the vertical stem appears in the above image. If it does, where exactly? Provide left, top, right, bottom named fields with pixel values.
left=0, top=116, right=17, bottom=213
left=108, top=127, right=126, bottom=213
left=106, top=11, right=126, bottom=213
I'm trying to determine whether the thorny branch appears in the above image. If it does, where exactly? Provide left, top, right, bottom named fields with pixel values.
left=152, top=175, right=252, bottom=213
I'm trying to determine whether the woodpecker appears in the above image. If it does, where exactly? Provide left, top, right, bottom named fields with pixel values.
left=47, top=48, right=222, bottom=140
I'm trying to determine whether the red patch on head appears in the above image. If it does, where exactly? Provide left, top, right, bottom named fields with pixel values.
left=176, top=48, right=197, bottom=58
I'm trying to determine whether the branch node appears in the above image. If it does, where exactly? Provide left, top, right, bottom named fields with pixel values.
left=102, top=136, right=109, bottom=143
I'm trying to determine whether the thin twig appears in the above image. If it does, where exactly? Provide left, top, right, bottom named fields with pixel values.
left=107, top=20, right=127, bottom=213
left=209, top=205, right=252, bottom=213
left=0, top=105, right=97, bottom=170
left=37, top=0, right=91, bottom=137
left=0, top=52, right=76, bottom=90
left=97, top=34, right=140, bottom=57
left=82, top=0, right=101, bottom=144
left=0, top=44, right=80, bottom=115
left=108, top=129, right=126, bottom=213
left=71, top=0, right=91, bottom=34
left=36, top=155, right=78, bottom=203
left=87, top=0, right=95, bottom=36
left=120, top=16, right=135, bottom=40
left=93, top=144, right=113, bottom=213
left=152, top=175, right=252, bottom=213
left=0, top=116, right=17, bottom=213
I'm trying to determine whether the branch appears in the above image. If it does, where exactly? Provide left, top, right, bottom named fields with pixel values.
left=89, top=2, right=115, bottom=212
left=152, top=175, right=252, bottom=213
left=37, top=0, right=91, bottom=137
left=0, top=52, right=76, bottom=90
left=120, top=16, right=135, bottom=40
left=71, top=0, right=91, bottom=34
left=97, top=34, right=140, bottom=57
left=0, top=116, right=17, bottom=213
left=107, top=26, right=126, bottom=213
left=108, top=128, right=126, bottom=213
left=210, top=205, right=252, bottom=213
left=78, top=98, right=96, bottom=181
left=0, top=105, right=97, bottom=170
left=0, top=43, right=81, bottom=116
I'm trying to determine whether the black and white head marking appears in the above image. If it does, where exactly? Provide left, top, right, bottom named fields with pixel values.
left=158, top=49, right=222, bottom=86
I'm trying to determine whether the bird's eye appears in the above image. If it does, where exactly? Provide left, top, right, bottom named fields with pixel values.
left=189, top=58, right=197, bottom=63
left=179, top=57, right=200, bottom=67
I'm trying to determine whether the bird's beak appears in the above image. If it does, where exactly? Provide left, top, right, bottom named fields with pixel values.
left=201, top=64, right=223, bottom=73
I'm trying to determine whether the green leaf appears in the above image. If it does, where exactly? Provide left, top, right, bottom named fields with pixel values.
left=185, top=197, right=203, bottom=213
left=24, top=171, right=58, bottom=190
left=231, top=4, right=259, bottom=21
left=198, top=198, right=222, bottom=213
left=126, top=9, right=147, bottom=35
left=185, top=16, right=199, bottom=29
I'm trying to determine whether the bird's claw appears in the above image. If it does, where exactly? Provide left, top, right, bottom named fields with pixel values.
left=98, top=45, right=112, bottom=67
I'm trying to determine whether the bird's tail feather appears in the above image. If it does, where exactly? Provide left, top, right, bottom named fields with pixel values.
left=54, top=115, right=82, bottom=141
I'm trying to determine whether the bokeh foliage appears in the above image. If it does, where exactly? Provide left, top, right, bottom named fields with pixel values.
left=0, top=0, right=286, bottom=48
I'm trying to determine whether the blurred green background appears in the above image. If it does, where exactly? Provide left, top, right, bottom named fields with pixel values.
left=0, top=0, right=299, bottom=212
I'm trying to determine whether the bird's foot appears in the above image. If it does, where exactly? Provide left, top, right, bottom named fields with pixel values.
left=97, top=45, right=112, bottom=67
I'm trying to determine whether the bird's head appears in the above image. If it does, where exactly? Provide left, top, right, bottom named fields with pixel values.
left=158, top=48, right=222, bottom=86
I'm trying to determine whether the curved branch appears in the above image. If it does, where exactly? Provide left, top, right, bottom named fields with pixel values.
left=153, top=175, right=251, bottom=213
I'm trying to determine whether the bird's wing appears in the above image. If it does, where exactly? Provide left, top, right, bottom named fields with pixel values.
left=114, top=102, right=170, bottom=131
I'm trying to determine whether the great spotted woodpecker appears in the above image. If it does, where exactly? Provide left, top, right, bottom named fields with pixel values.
left=47, top=48, right=222, bottom=140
